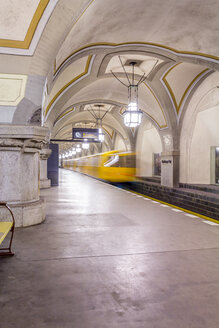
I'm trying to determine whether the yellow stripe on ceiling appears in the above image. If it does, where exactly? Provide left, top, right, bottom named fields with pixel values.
left=102, top=126, right=114, bottom=139
left=45, top=55, right=92, bottom=116
left=163, top=63, right=181, bottom=112
left=163, top=64, right=209, bottom=114
left=55, top=107, right=75, bottom=124
left=0, top=0, right=49, bottom=49
left=178, top=68, right=209, bottom=111
left=54, top=41, right=219, bottom=76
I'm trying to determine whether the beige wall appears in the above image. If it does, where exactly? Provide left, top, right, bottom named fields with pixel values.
left=185, top=106, right=219, bottom=184
left=137, top=127, right=162, bottom=177
left=114, top=135, right=126, bottom=151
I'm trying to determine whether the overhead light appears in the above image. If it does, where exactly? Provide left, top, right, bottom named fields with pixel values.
left=98, top=128, right=104, bottom=142
left=111, top=57, right=157, bottom=128
left=123, top=98, right=142, bottom=128
left=87, top=104, right=108, bottom=143
left=82, top=139, right=89, bottom=149
left=76, top=145, right=81, bottom=153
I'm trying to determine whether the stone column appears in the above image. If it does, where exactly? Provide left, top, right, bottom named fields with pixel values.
left=161, top=150, right=180, bottom=188
left=40, top=147, right=52, bottom=189
left=0, top=125, right=50, bottom=227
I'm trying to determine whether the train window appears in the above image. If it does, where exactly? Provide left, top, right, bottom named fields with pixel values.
left=104, top=154, right=136, bottom=168
left=104, top=155, right=119, bottom=167
left=124, top=155, right=136, bottom=168
left=90, top=156, right=99, bottom=167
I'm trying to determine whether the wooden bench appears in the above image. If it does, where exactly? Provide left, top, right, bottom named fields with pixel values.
left=0, top=202, right=15, bottom=257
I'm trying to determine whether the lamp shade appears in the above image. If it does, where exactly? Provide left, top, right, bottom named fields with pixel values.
left=82, top=142, right=89, bottom=149
left=123, top=102, right=142, bottom=127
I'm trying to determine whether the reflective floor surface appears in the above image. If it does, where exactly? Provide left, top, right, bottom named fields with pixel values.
left=1, top=169, right=219, bottom=327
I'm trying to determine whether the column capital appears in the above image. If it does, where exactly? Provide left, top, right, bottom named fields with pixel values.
left=0, top=124, right=49, bottom=141
left=40, top=147, right=52, bottom=160
left=0, top=125, right=50, bottom=151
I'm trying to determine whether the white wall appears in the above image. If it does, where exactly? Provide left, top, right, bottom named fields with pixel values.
left=137, top=126, right=162, bottom=177
left=187, top=106, right=219, bottom=184
left=114, top=135, right=126, bottom=151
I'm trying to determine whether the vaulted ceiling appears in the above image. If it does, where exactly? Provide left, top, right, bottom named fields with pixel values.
left=1, top=0, right=219, bottom=152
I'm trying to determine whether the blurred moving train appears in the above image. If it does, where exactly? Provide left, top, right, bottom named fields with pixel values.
left=62, top=150, right=136, bottom=182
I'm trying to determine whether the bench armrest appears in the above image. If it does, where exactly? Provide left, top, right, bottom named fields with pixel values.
left=0, top=203, right=15, bottom=227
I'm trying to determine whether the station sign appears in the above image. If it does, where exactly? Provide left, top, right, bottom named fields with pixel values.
left=72, top=128, right=99, bottom=140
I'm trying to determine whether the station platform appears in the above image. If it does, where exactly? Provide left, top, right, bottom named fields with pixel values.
left=1, top=169, right=219, bottom=327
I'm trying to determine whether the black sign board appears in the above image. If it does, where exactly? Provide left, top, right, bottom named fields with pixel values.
left=72, top=128, right=99, bottom=140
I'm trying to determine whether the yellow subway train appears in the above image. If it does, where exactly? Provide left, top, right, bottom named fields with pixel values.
left=62, top=150, right=136, bottom=182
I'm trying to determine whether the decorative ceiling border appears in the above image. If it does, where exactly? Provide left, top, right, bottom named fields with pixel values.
left=54, top=41, right=219, bottom=77
left=162, top=63, right=210, bottom=117
left=162, top=63, right=181, bottom=114
left=0, top=0, right=49, bottom=49
left=102, top=127, right=114, bottom=139
left=0, top=0, right=58, bottom=55
left=143, top=82, right=167, bottom=128
left=45, top=55, right=94, bottom=119
left=0, top=74, right=27, bottom=106
left=54, top=107, right=75, bottom=126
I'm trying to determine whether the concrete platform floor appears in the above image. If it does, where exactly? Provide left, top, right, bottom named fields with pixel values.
left=1, top=169, right=219, bottom=328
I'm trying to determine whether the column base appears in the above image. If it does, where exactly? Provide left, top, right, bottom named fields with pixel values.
left=1, top=199, right=46, bottom=227
left=40, top=179, right=51, bottom=189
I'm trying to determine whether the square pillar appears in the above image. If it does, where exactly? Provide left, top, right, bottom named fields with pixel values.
left=161, top=151, right=180, bottom=188
left=40, top=147, right=52, bottom=188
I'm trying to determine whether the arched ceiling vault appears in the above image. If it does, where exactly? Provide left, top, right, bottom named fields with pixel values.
left=43, top=46, right=213, bottom=134
left=52, top=106, right=134, bottom=150
left=0, top=0, right=219, bottom=153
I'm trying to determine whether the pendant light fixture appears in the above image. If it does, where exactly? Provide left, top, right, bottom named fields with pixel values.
left=82, top=138, right=89, bottom=149
left=111, top=56, right=158, bottom=127
left=88, top=104, right=110, bottom=143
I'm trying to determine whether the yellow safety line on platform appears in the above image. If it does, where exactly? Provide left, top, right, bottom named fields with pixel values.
left=127, top=189, right=219, bottom=225
left=62, top=168, right=219, bottom=224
